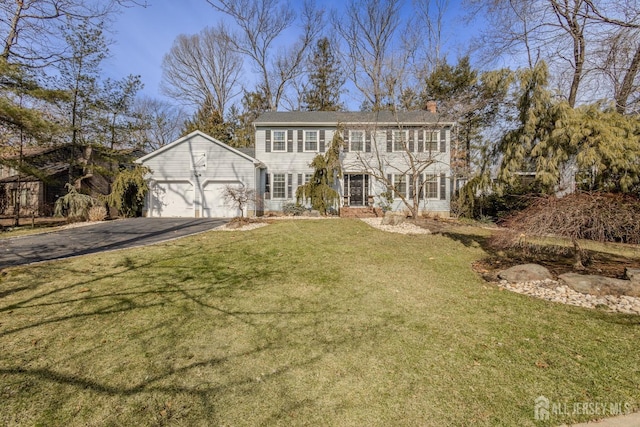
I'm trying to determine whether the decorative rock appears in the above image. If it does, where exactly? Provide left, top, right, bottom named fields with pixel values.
left=381, top=211, right=406, bottom=226
left=302, top=210, right=321, bottom=217
left=497, top=264, right=554, bottom=283
left=558, top=273, right=640, bottom=297
left=625, top=268, right=640, bottom=283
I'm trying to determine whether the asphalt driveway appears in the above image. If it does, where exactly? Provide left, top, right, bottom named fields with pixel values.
left=0, top=218, right=228, bottom=268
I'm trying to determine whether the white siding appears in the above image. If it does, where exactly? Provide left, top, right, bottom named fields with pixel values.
left=255, top=124, right=452, bottom=215
left=139, top=132, right=259, bottom=218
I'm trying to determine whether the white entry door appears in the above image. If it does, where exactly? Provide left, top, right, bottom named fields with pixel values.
left=149, top=181, right=194, bottom=217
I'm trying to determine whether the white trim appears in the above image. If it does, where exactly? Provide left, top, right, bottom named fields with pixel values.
left=349, top=129, right=365, bottom=152
left=303, top=130, right=319, bottom=152
left=272, top=130, right=287, bottom=152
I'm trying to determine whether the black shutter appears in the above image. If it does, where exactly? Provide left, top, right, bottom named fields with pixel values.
left=417, top=129, right=424, bottom=152
left=297, top=129, right=303, bottom=152
left=386, top=129, right=392, bottom=152
left=287, top=132, right=293, bottom=152
left=343, top=129, right=349, bottom=152
left=418, top=174, right=424, bottom=200
left=287, top=173, right=293, bottom=198
left=265, top=129, right=271, bottom=153
left=440, top=129, right=447, bottom=152
left=408, top=130, right=415, bottom=152
left=265, top=173, right=271, bottom=200
left=319, top=129, right=325, bottom=152
left=297, top=173, right=302, bottom=187
left=439, top=173, right=446, bottom=200
left=387, top=174, right=393, bottom=191
left=365, top=130, right=371, bottom=152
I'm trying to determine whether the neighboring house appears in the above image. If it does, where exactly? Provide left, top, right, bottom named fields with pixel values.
left=136, top=131, right=265, bottom=218
left=0, top=144, right=137, bottom=217
left=138, top=111, right=455, bottom=218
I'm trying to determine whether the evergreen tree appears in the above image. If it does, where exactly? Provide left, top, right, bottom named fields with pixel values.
left=496, top=61, right=640, bottom=194
left=229, top=88, right=270, bottom=147
left=296, top=128, right=342, bottom=214
left=302, top=37, right=344, bottom=111
left=181, top=96, right=231, bottom=144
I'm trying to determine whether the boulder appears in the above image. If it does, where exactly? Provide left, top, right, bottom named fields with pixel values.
left=625, top=268, right=640, bottom=283
left=497, top=264, right=553, bottom=283
left=559, top=273, right=640, bottom=297
left=381, top=211, right=406, bottom=226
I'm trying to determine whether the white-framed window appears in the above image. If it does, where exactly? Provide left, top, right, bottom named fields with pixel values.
left=304, top=130, right=318, bottom=151
left=424, top=174, right=438, bottom=199
left=393, top=130, right=408, bottom=151
left=272, top=130, right=286, bottom=151
left=304, top=173, right=312, bottom=184
left=350, top=130, right=364, bottom=151
left=272, top=173, right=286, bottom=199
left=393, top=174, right=406, bottom=198
left=425, top=131, right=439, bottom=152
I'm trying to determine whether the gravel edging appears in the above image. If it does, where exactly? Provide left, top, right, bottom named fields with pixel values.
left=360, top=217, right=431, bottom=235
left=498, top=279, right=640, bottom=315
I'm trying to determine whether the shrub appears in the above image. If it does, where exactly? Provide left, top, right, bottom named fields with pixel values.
left=54, top=183, right=98, bottom=221
left=499, top=192, right=640, bottom=269
left=87, top=205, right=108, bottom=222
left=282, top=202, right=306, bottom=216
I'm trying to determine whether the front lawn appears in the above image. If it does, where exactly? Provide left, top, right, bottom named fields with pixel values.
left=0, top=219, right=639, bottom=426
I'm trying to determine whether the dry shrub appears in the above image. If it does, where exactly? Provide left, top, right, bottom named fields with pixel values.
left=498, top=192, right=640, bottom=269
left=503, top=192, right=640, bottom=244
left=87, top=205, right=108, bottom=222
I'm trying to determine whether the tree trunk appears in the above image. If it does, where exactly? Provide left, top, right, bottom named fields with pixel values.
left=615, top=42, right=640, bottom=114
left=572, top=238, right=585, bottom=270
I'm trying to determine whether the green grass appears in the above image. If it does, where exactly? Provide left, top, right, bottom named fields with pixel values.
left=0, top=219, right=639, bottom=426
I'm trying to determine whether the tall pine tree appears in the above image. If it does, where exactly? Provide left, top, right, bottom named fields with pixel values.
left=302, top=38, right=344, bottom=111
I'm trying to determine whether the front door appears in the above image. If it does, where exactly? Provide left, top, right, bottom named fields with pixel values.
left=344, top=174, right=369, bottom=206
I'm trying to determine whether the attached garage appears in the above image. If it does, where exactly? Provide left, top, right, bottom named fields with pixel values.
left=148, top=181, right=194, bottom=217
left=137, top=131, right=263, bottom=218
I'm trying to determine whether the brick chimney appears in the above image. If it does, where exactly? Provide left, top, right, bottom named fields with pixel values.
left=426, top=101, right=437, bottom=113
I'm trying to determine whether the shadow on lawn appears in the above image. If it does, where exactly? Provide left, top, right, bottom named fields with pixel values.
left=0, top=237, right=375, bottom=422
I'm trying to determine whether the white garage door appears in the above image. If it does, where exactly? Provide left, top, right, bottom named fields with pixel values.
left=202, top=182, right=241, bottom=218
left=149, top=181, right=194, bottom=217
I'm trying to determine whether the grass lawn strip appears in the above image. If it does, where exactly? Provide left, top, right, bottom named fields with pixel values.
left=0, top=219, right=638, bottom=426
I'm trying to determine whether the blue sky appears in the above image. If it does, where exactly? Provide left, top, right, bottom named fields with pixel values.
left=105, top=0, right=479, bottom=109
left=106, top=0, right=223, bottom=101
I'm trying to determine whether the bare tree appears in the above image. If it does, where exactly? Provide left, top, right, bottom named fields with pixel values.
left=332, top=0, right=406, bottom=111
left=161, top=23, right=243, bottom=115
left=205, top=0, right=323, bottom=111
left=466, top=0, right=640, bottom=110
left=222, top=183, right=256, bottom=218
left=1, top=0, right=146, bottom=67
left=343, top=114, right=452, bottom=218
left=131, top=97, right=184, bottom=151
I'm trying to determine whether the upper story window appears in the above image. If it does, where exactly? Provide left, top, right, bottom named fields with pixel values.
left=350, top=130, right=364, bottom=152
left=304, top=130, right=318, bottom=152
left=393, top=130, right=408, bottom=152
left=425, top=131, right=439, bottom=152
left=273, top=130, right=286, bottom=152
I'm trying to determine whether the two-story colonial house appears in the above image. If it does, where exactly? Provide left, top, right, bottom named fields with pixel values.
left=138, top=110, right=455, bottom=218
left=254, top=110, right=454, bottom=217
